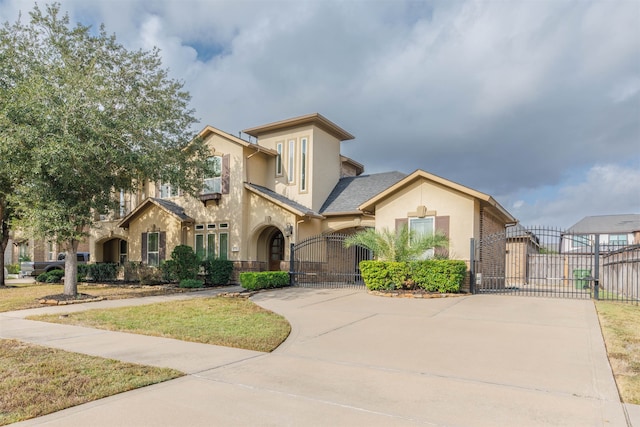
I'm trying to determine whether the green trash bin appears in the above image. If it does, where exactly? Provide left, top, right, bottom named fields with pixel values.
left=573, top=269, right=591, bottom=289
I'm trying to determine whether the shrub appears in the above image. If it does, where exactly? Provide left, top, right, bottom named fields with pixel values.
left=37, top=269, right=64, bottom=283
left=137, top=264, right=163, bottom=285
left=88, top=263, right=118, bottom=282
left=202, top=258, right=234, bottom=286
left=410, top=260, right=467, bottom=293
left=168, top=245, right=200, bottom=281
left=359, top=261, right=408, bottom=291
left=123, top=262, right=140, bottom=282
left=179, top=278, right=204, bottom=288
left=77, top=264, right=89, bottom=282
left=6, top=264, right=20, bottom=274
left=240, top=271, right=289, bottom=290
left=160, top=260, right=178, bottom=282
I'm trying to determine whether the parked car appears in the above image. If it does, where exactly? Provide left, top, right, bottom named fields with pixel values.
left=20, top=252, right=90, bottom=277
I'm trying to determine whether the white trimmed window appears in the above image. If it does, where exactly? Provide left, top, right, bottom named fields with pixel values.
left=195, top=223, right=229, bottom=260
left=300, top=137, right=308, bottom=192
left=288, top=139, right=295, bottom=183
left=159, top=183, right=179, bottom=199
left=409, top=217, right=435, bottom=259
left=203, top=156, right=222, bottom=194
left=147, top=232, right=160, bottom=266
left=276, top=142, right=283, bottom=176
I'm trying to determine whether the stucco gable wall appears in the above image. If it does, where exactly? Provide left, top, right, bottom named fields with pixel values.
left=126, top=205, right=183, bottom=263
left=245, top=192, right=298, bottom=261
left=373, top=179, right=476, bottom=261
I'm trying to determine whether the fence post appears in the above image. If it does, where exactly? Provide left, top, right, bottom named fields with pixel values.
left=289, top=242, right=295, bottom=286
left=469, top=238, right=475, bottom=294
left=593, top=234, right=600, bottom=300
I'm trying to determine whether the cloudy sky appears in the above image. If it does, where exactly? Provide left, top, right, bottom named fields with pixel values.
left=2, top=0, right=639, bottom=228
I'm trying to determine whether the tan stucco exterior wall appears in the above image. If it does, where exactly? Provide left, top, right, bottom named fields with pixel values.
left=372, top=179, right=477, bottom=261
left=126, top=206, right=183, bottom=263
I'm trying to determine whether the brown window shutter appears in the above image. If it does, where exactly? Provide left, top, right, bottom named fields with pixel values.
left=159, top=232, right=166, bottom=262
left=435, top=216, right=450, bottom=258
left=435, top=216, right=450, bottom=237
left=395, top=218, right=408, bottom=231
left=221, top=154, right=230, bottom=194
left=141, top=233, right=148, bottom=264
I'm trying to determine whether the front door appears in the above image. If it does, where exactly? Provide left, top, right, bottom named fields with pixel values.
left=269, top=231, right=285, bottom=271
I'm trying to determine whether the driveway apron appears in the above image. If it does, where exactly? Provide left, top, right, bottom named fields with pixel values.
left=4, top=288, right=628, bottom=427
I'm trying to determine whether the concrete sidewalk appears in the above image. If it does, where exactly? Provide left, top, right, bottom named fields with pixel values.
left=2, top=287, right=632, bottom=426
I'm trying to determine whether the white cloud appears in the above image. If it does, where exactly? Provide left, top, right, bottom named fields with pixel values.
left=507, top=164, right=640, bottom=228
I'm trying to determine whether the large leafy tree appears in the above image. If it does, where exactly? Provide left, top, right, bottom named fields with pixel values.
left=0, top=4, right=209, bottom=296
left=344, top=226, right=449, bottom=262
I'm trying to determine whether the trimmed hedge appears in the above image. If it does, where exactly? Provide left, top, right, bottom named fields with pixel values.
left=36, top=269, right=64, bottom=283
left=359, top=261, right=408, bottom=291
left=360, top=260, right=466, bottom=292
left=409, top=260, right=467, bottom=293
left=179, top=278, right=204, bottom=288
left=240, top=271, right=289, bottom=291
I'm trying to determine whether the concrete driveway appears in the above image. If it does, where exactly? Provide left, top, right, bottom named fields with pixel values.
left=3, top=287, right=629, bottom=426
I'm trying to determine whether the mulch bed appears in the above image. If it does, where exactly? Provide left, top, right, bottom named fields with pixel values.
left=367, top=289, right=469, bottom=299
left=39, top=293, right=105, bottom=305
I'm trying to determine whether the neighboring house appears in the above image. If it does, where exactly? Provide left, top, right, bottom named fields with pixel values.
left=84, top=112, right=516, bottom=280
left=561, top=214, right=640, bottom=253
left=505, top=224, right=542, bottom=285
left=6, top=231, right=90, bottom=265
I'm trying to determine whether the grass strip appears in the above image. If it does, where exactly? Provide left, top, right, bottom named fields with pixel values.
left=0, top=282, right=193, bottom=313
left=595, top=301, right=640, bottom=404
left=0, top=339, right=183, bottom=425
left=30, top=297, right=291, bottom=353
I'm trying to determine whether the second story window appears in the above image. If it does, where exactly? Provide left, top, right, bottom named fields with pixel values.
left=159, top=183, right=179, bottom=199
left=276, top=142, right=283, bottom=176
left=203, top=156, right=222, bottom=194
left=300, top=137, right=308, bottom=192
left=288, top=140, right=295, bottom=183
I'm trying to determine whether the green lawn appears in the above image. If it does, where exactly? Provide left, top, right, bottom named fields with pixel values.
left=0, top=339, right=183, bottom=425
left=0, top=281, right=194, bottom=313
left=595, top=301, right=640, bottom=404
left=30, top=296, right=291, bottom=353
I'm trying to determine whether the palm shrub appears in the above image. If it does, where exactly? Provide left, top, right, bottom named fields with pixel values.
left=345, top=226, right=452, bottom=291
left=344, top=226, right=449, bottom=262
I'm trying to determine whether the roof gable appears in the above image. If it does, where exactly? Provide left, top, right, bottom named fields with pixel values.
left=242, top=113, right=355, bottom=141
left=198, top=125, right=277, bottom=156
left=359, top=169, right=516, bottom=224
left=118, top=198, right=194, bottom=229
left=245, top=183, right=323, bottom=218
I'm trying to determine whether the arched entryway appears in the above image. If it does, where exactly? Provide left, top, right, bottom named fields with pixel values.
left=268, top=230, right=285, bottom=271
left=96, top=237, right=128, bottom=264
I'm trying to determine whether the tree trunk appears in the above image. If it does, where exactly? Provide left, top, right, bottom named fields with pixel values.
left=63, top=240, right=79, bottom=296
left=0, top=211, right=9, bottom=287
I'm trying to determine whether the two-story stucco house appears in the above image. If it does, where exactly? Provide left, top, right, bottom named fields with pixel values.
left=561, top=214, right=640, bottom=254
left=89, top=113, right=516, bottom=281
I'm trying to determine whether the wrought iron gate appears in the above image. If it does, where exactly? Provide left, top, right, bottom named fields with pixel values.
left=289, top=233, right=371, bottom=288
left=471, top=226, right=639, bottom=303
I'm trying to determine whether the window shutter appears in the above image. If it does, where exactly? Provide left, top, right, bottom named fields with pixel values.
left=435, top=216, right=450, bottom=237
left=435, top=216, right=450, bottom=258
left=159, top=232, right=166, bottom=262
left=395, top=218, right=408, bottom=231
left=141, top=233, right=148, bottom=264
left=221, top=154, right=230, bottom=194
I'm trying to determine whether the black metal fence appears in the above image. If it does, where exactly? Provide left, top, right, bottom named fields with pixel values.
left=289, top=233, right=371, bottom=289
left=471, top=226, right=639, bottom=304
